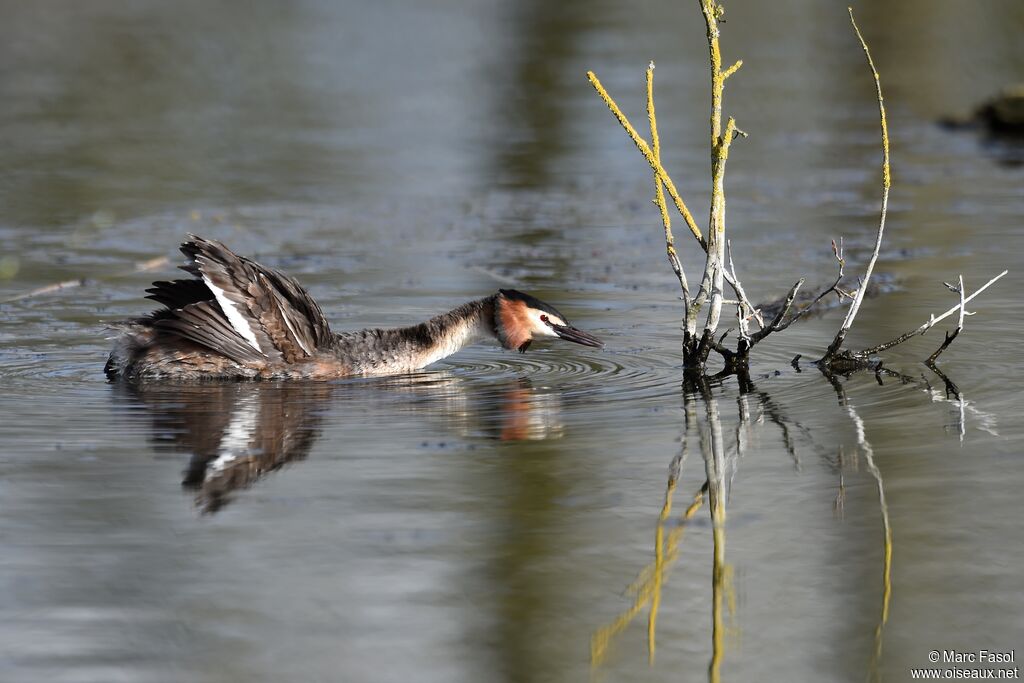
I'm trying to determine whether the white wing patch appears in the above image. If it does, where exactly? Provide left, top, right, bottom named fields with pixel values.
left=201, top=272, right=264, bottom=354
left=208, top=393, right=259, bottom=473
left=277, top=298, right=312, bottom=355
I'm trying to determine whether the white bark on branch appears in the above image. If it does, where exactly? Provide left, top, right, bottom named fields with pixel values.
left=858, top=270, right=1007, bottom=357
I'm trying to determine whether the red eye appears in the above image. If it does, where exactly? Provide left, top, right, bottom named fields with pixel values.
left=540, top=314, right=549, bottom=323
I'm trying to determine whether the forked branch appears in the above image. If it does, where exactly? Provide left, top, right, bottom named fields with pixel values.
left=926, top=275, right=967, bottom=364
left=819, top=10, right=1006, bottom=368
left=586, top=71, right=706, bottom=249
left=857, top=270, right=1007, bottom=358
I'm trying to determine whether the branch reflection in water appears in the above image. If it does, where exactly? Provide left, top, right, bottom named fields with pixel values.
left=822, top=369, right=892, bottom=683
left=590, top=380, right=737, bottom=678
left=591, top=367, right=911, bottom=682
left=114, top=373, right=565, bottom=513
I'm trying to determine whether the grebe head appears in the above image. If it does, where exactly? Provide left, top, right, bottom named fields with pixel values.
left=493, top=289, right=603, bottom=353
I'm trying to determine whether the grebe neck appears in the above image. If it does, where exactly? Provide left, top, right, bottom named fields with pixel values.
left=400, top=296, right=497, bottom=367
left=329, top=296, right=497, bottom=374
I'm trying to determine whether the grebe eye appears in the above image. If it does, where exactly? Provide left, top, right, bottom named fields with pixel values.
left=540, top=314, right=549, bottom=324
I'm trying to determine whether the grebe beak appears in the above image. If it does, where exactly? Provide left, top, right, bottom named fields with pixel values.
left=551, top=323, right=604, bottom=348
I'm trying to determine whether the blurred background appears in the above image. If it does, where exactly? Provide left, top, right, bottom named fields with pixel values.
left=1, top=1, right=1022, bottom=682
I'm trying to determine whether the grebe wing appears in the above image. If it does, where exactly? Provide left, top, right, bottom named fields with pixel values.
left=134, top=277, right=266, bottom=365
left=178, top=235, right=333, bottom=363
left=153, top=299, right=268, bottom=364
left=144, top=278, right=212, bottom=310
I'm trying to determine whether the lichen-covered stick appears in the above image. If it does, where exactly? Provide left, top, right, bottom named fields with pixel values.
left=822, top=8, right=890, bottom=363
left=586, top=70, right=705, bottom=250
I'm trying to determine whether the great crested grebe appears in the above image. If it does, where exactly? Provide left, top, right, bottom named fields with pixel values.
left=105, top=235, right=603, bottom=381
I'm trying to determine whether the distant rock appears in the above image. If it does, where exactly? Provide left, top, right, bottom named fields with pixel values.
left=941, top=85, right=1024, bottom=134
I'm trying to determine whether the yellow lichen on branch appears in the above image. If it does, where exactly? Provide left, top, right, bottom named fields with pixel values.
left=692, top=0, right=742, bottom=354
left=823, top=8, right=892, bottom=362
left=647, top=63, right=689, bottom=296
left=849, top=9, right=891, bottom=191
left=586, top=71, right=706, bottom=249
left=721, top=59, right=743, bottom=82
left=701, top=0, right=725, bottom=144
left=586, top=1, right=758, bottom=368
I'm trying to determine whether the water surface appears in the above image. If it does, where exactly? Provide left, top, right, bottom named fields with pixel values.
left=2, top=1, right=1023, bottom=681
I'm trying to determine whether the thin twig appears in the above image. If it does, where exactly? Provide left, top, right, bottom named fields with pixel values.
left=1, top=278, right=89, bottom=304
left=747, top=278, right=805, bottom=346
left=859, top=270, right=1006, bottom=356
left=776, top=238, right=849, bottom=331
left=724, top=240, right=763, bottom=344
left=469, top=265, right=524, bottom=286
left=925, top=274, right=966, bottom=364
left=721, top=59, right=743, bottom=81
left=823, top=9, right=890, bottom=363
left=1, top=255, right=170, bottom=305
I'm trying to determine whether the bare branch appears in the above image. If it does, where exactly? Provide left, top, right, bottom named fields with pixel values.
left=724, top=240, right=763, bottom=342
left=926, top=274, right=966, bottom=364
left=771, top=238, right=848, bottom=331
left=748, top=278, right=805, bottom=346
left=1, top=255, right=170, bottom=304
left=857, top=270, right=1007, bottom=357
left=822, top=9, right=891, bottom=363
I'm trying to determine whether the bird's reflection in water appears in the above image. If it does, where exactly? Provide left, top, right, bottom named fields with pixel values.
left=470, top=382, right=564, bottom=442
left=117, top=373, right=563, bottom=513
left=121, top=381, right=333, bottom=513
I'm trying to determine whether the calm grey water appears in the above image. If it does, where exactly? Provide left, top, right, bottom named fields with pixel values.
left=1, top=2, right=1023, bottom=682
